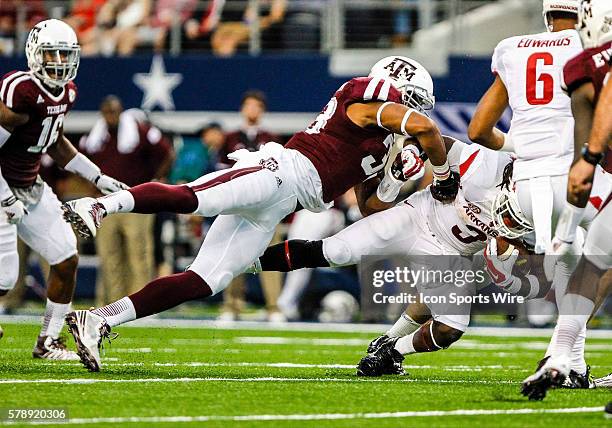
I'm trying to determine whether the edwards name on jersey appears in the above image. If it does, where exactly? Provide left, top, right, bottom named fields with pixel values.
left=492, top=29, right=582, bottom=181
left=0, top=71, right=77, bottom=188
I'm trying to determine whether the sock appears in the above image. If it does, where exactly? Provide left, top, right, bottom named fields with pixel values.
left=99, top=190, right=135, bottom=214
left=40, top=299, right=71, bottom=339
left=545, top=322, right=560, bottom=358
left=92, top=297, right=137, bottom=328
left=259, top=240, right=328, bottom=272
left=128, top=183, right=198, bottom=214
left=128, top=270, right=212, bottom=318
left=386, top=313, right=421, bottom=338
left=394, top=331, right=417, bottom=355
left=550, top=294, right=594, bottom=359
left=569, top=325, right=587, bottom=374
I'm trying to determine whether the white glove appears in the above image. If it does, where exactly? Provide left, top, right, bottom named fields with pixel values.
left=390, top=145, right=425, bottom=181
left=1, top=195, right=28, bottom=225
left=95, top=175, right=129, bottom=195
left=483, top=238, right=519, bottom=289
left=227, top=149, right=252, bottom=163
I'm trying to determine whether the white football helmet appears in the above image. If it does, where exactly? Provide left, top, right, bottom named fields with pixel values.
left=543, top=0, right=579, bottom=31
left=369, top=56, right=435, bottom=112
left=577, top=0, right=612, bottom=48
left=25, top=19, right=80, bottom=88
left=491, top=188, right=534, bottom=240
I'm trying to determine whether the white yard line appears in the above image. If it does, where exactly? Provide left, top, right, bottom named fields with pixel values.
left=36, top=361, right=523, bottom=370
left=1, top=315, right=610, bottom=339
left=0, top=377, right=518, bottom=385
left=0, top=407, right=603, bottom=425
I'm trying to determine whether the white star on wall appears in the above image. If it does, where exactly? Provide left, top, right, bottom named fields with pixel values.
left=133, top=55, right=183, bottom=111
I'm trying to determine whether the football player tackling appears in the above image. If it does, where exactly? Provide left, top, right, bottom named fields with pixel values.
left=0, top=20, right=127, bottom=359
left=62, top=56, right=460, bottom=372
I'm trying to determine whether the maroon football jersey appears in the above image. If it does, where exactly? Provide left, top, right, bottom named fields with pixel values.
left=286, top=77, right=402, bottom=202
left=563, top=42, right=612, bottom=173
left=0, top=71, right=77, bottom=187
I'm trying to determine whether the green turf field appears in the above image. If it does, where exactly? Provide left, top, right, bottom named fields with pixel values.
left=0, top=321, right=610, bottom=427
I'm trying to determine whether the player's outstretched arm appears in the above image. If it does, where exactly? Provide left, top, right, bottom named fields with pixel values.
left=47, top=130, right=129, bottom=195
left=468, top=75, right=509, bottom=150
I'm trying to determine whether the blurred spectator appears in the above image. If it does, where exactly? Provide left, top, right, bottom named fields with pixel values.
left=183, top=0, right=225, bottom=49
left=64, top=0, right=107, bottom=55
left=80, top=96, right=174, bottom=306
left=220, top=90, right=282, bottom=164
left=393, top=0, right=417, bottom=46
left=211, top=0, right=286, bottom=56
left=134, top=0, right=197, bottom=52
left=0, top=0, right=46, bottom=56
left=87, top=0, right=151, bottom=56
left=218, top=89, right=285, bottom=322
left=169, top=122, right=225, bottom=184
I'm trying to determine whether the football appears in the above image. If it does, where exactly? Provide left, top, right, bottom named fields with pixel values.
left=495, top=236, right=533, bottom=275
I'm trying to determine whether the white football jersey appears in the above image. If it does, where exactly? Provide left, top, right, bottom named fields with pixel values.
left=410, top=141, right=513, bottom=255
left=492, top=30, right=583, bottom=181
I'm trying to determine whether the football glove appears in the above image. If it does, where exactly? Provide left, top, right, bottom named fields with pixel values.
left=430, top=170, right=460, bottom=203
left=94, top=175, right=129, bottom=195
left=483, top=238, right=519, bottom=289
left=1, top=195, right=28, bottom=224
left=390, top=145, right=425, bottom=181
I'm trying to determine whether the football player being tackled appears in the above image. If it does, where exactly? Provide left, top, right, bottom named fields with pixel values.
left=0, top=20, right=127, bottom=359
left=522, top=0, right=612, bottom=400
left=62, top=56, right=460, bottom=372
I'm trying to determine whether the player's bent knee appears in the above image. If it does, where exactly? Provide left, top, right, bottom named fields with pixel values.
left=433, top=321, right=464, bottom=349
left=322, top=237, right=353, bottom=266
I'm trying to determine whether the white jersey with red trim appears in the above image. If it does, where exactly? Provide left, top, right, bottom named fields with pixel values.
left=491, top=30, right=582, bottom=181
left=410, top=141, right=513, bottom=255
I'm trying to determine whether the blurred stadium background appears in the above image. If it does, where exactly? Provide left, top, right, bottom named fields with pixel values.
left=1, top=0, right=609, bottom=326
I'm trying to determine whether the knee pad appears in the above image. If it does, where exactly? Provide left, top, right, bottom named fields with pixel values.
left=0, top=251, right=19, bottom=292
left=323, top=237, right=353, bottom=266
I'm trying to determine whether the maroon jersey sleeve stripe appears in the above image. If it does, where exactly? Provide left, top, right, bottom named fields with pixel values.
left=0, top=71, right=28, bottom=103
left=190, top=166, right=263, bottom=193
left=3, top=75, right=31, bottom=108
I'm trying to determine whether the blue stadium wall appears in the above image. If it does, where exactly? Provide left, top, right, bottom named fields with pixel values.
left=2, top=54, right=495, bottom=110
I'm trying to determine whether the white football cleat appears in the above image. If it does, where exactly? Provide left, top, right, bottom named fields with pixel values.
left=62, top=198, right=106, bottom=239
left=521, top=355, right=570, bottom=400
left=594, top=373, right=612, bottom=388
left=32, top=336, right=79, bottom=360
left=65, top=310, right=113, bottom=372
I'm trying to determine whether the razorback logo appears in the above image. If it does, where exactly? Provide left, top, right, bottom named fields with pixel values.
left=382, top=58, right=417, bottom=81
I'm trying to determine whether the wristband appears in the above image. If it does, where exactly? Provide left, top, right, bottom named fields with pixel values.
left=500, top=132, right=513, bottom=152
left=64, top=153, right=102, bottom=183
left=376, top=173, right=404, bottom=203
left=555, top=203, right=585, bottom=243
left=581, top=144, right=604, bottom=165
left=432, top=160, right=451, bottom=181
left=0, top=124, right=11, bottom=148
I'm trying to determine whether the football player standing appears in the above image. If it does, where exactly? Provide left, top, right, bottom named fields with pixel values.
left=62, top=56, right=460, bottom=371
left=0, top=20, right=127, bottom=359
left=522, top=0, right=612, bottom=400
left=467, top=0, right=601, bottom=387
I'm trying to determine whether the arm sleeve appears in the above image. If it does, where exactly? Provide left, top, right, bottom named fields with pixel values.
left=491, top=42, right=506, bottom=82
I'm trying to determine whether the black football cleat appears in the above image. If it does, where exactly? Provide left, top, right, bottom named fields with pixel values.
left=357, top=337, right=406, bottom=377
left=521, top=356, right=569, bottom=401
left=366, top=334, right=389, bottom=354
left=561, top=366, right=595, bottom=389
